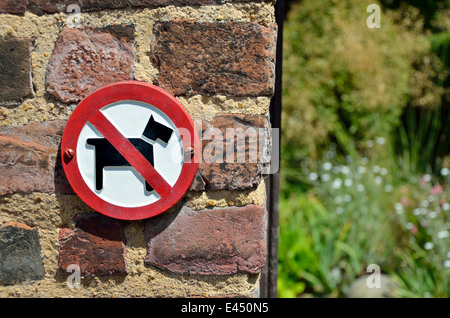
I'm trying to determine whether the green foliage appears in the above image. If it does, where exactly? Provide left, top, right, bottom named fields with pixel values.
left=393, top=28, right=450, bottom=176
left=282, top=0, right=422, bottom=164
left=393, top=175, right=450, bottom=297
left=380, top=0, right=450, bottom=31
left=279, top=143, right=401, bottom=297
left=278, top=144, right=450, bottom=297
left=394, top=103, right=450, bottom=176
left=279, top=0, right=450, bottom=298
left=430, top=32, right=450, bottom=67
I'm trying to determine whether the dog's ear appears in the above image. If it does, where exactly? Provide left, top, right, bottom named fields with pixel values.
left=142, top=115, right=173, bottom=143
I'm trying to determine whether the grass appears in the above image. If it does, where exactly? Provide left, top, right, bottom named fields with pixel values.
left=278, top=141, right=450, bottom=298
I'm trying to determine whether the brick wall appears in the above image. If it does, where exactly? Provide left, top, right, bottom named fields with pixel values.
left=0, top=0, right=276, bottom=297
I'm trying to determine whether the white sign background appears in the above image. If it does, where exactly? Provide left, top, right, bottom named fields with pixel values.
left=76, top=100, right=184, bottom=208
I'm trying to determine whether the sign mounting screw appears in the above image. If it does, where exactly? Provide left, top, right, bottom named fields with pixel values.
left=65, top=148, right=75, bottom=161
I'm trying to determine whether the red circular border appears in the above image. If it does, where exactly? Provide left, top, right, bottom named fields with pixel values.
left=61, top=81, right=200, bottom=220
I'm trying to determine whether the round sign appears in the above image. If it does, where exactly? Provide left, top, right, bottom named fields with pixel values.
left=61, top=81, right=200, bottom=220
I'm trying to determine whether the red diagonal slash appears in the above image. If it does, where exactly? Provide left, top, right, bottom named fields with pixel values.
left=89, top=110, right=172, bottom=198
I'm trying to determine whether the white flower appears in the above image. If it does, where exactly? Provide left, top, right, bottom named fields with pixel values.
left=332, top=178, right=342, bottom=189
left=323, top=162, right=332, bottom=171
left=423, top=174, right=432, bottom=182
left=344, top=178, right=353, bottom=187
left=322, top=174, right=331, bottom=182
left=309, top=172, right=318, bottom=181
left=444, top=260, right=450, bottom=268
left=341, top=166, right=351, bottom=175
left=334, top=196, right=342, bottom=204
left=422, top=200, right=430, bottom=208
left=376, top=137, right=386, bottom=145
left=361, top=157, right=369, bottom=165
left=357, top=184, right=365, bottom=192
left=336, top=207, right=344, bottom=215
left=374, top=176, right=382, bottom=184
left=367, top=140, right=374, bottom=148
left=428, top=211, right=437, bottom=219
left=437, top=230, right=449, bottom=239
left=440, top=168, right=450, bottom=176
left=344, top=194, right=352, bottom=202
left=385, top=185, right=393, bottom=193
left=372, top=165, right=381, bottom=173
left=406, top=222, right=414, bottom=229
left=443, top=203, right=450, bottom=211
left=424, top=242, right=434, bottom=250
left=380, top=168, right=388, bottom=176
left=357, top=166, right=366, bottom=174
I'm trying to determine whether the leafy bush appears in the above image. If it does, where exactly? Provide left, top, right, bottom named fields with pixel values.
left=282, top=0, right=423, bottom=163
left=281, top=0, right=449, bottom=174
left=278, top=0, right=450, bottom=298
left=394, top=172, right=450, bottom=297
left=278, top=142, right=450, bottom=297
left=279, top=142, right=400, bottom=297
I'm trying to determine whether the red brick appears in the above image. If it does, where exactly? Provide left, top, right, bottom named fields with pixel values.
left=144, top=205, right=267, bottom=275
left=0, top=38, right=32, bottom=104
left=151, top=20, right=277, bottom=96
left=25, top=1, right=266, bottom=15
left=0, top=120, right=73, bottom=195
left=28, top=0, right=126, bottom=14
left=58, top=213, right=127, bottom=277
left=190, top=114, right=270, bottom=191
left=0, top=0, right=27, bottom=15
left=46, top=25, right=134, bottom=104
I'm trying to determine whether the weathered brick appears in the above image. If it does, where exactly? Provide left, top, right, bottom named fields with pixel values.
left=0, top=38, right=32, bottom=104
left=190, top=114, right=270, bottom=191
left=46, top=25, right=134, bottom=104
left=0, top=0, right=28, bottom=15
left=25, top=0, right=266, bottom=15
left=27, top=0, right=127, bottom=15
left=144, top=204, right=267, bottom=275
left=151, top=20, right=277, bottom=96
left=0, top=120, right=73, bottom=195
left=58, top=213, right=127, bottom=277
left=0, top=222, right=45, bottom=286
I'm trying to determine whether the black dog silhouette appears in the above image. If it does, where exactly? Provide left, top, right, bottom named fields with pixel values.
left=87, top=115, right=173, bottom=192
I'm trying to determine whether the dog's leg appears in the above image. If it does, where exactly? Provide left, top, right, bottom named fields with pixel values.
left=145, top=181, right=153, bottom=192
left=95, top=158, right=104, bottom=191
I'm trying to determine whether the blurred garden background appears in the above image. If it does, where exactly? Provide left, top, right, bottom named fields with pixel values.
left=278, top=0, right=450, bottom=297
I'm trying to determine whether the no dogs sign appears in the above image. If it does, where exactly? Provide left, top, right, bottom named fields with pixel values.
left=61, top=81, right=200, bottom=220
